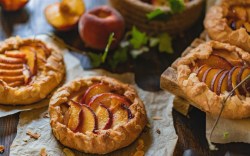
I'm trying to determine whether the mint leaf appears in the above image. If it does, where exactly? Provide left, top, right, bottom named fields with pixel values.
left=168, top=0, right=185, bottom=13
left=149, top=37, right=160, bottom=47
left=146, top=9, right=166, bottom=20
left=129, top=26, right=148, bottom=49
left=88, top=52, right=102, bottom=67
left=109, top=46, right=128, bottom=69
left=158, top=33, right=173, bottom=54
left=102, top=32, right=115, bottom=63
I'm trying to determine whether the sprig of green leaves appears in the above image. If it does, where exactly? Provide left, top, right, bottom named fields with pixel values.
left=129, top=26, right=148, bottom=49
left=169, top=0, right=185, bottom=13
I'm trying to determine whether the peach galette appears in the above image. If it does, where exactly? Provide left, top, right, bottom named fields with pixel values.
left=205, top=0, right=250, bottom=51
left=49, top=76, right=147, bottom=154
left=0, top=36, right=65, bottom=105
left=177, top=41, right=250, bottom=119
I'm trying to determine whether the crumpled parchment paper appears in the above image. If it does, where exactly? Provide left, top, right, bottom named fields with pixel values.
left=0, top=35, right=83, bottom=117
left=10, top=69, right=178, bottom=156
left=205, top=0, right=250, bottom=145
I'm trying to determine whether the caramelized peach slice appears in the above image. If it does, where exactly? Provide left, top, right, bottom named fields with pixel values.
left=112, top=104, right=130, bottom=128
left=202, top=68, right=221, bottom=90
left=20, top=46, right=37, bottom=76
left=8, top=81, right=24, bottom=87
left=217, top=71, right=229, bottom=95
left=196, top=54, right=233, bottom=70
left=5, top=50, right=26, bottom=59
left=237, top=67, right=248, bottom=96
left=210, top=69, right=225, bottom=92
left=67, top=101, right=82, bottom=131
left=79, top=104, right=97, bottom=133
left=213, top=49, right=243, bottom=66
left=240, top=67, right=250, bottom=94
left=0, top=69, right=23, bottom=76
left=0, top=63, right=23, bottom=70
left=90, top=103, right=112, bottom=130
left=0, top=54, right=25, bottom=64
left=228, top=67, right=241, bottom=94
left=81, top=83, right=111, bottom=104
left=234, top=6, right=247, bottom=21
left=0, top=75, right=24, bottom=83
left=195, top=65, right=210, bottom=81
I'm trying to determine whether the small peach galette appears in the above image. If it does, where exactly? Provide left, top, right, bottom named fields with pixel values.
left=205, top=0, right=250, bottom=51
left=177, top=41, right=250, bottom=119
left=49, top=76, right=147, bottom=154
left=0, top=36, right=65, bottom=105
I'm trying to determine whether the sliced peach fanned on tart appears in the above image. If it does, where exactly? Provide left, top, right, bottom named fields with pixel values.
left=205, top=0, right=250, bottom=51
left=49, top=76, right=147, bottom=154
left=0, top=36, right=65, bottom=105
left=177, top=41, right=250, bottom=119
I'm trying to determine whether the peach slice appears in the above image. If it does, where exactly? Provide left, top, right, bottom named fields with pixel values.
left=0, top=75, right=24, bottom=83
left=0, top=54, right=25, bottom=64
left=213, top=49, right=243, bottom=66
left=8, top=81, right=24, bottom=87
left=5, top=50, right=26, bottom=59
left=44, top=3, right=81, bottom=31
left=79, top=104, right=97, bottom=133
left=196, top=65, right=210, bottom=81
left=90, top=103, right=112, bottom=130
left=196, top=54, right=233, bottom=70
left=89, top=93, right=131, bottom=110
left=217, top=71, right=229, bottom=95
left=20, top=46, right=37, bottom=76
left=240, top=67, right=250, bottom=94
left=67, top=101, right=82, bottom=131
left=228, top=67, right=241, bottom=94
left=234, top=6, right=247, bottom=21
left=112, top=104, right=129, bottom=128
left=237, top=67, right=248, bottom=96
left=210, top=69, right=225, bottom=93
left=23, top=64, right=31, bottom=84
left=81, top=83, right=111, bottom=104
left=0, top=69, right=23, bottom=76
left=60, top=0, right=85, bottom=16
left=202, top=68, right=222, bottom=90
left=0, top=63, right=23, bottom=70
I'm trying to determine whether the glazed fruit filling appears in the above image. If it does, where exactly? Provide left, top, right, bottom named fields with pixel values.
left=60, top=82, right=134, bottom=134
left=191, top=49, right=250, bottom=97
left=0, top=41, right=51, bottom=87
left=227, top=5, right=250, bottom=33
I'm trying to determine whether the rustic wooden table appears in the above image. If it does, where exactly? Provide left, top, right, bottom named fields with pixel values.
left=0, top=0, right=249, bottom=156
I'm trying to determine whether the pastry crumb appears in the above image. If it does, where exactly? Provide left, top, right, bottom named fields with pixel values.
left=146, top=123, right=151, bottom=128
left=133, top=150, right=144, bottom=156
left=152, top=116, right=162, bottom=120
left=63, top=148, right=75, bottom=156
left=0, top=145, right=4, bottom=154
left=26, top=130, right=40, bottom=139
left=156, top=129, right=161, bottom=134
left=40, top=148, right=47, bottom=156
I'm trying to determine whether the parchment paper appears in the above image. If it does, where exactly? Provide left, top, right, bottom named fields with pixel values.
left=0, top=36, right=83, bottom=117
left=10, top=69, right=178, bottom=156
left=205, top=0, right=250, bottom=145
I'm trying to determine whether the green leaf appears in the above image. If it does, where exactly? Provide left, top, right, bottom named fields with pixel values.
left=149, top=37, right=160, bottom=47
left=223, top=131, right=229, bottom=139
left=102, top=32, right=115, bottom=63
left=129, top=26, right=148, bottom=49
left=88, top=52, right=102, bottom=67
left=109, top=46, right=128, bottom=69
left=146, top=9, right=166, bottom=20
left=158, top=33, right=173, bottom=54
left=168, top=0, right=185, bottom=13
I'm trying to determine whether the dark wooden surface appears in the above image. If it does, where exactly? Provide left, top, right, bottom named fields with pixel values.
left=0, top=0, right=250, bottom=156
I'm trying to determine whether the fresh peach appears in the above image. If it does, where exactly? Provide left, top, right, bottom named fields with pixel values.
left=0, top=0, right=28, bottom=11
left=78, top=5, right=125, bottom=50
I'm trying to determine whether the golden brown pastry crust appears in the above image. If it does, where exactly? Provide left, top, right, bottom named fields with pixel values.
left=0, top=36, right=65, bottom=105
left=204, top=0, right=250, bottom=52
left=49, top=76, right=147, bottom=154
left=177, top=41, right=250, bottom=119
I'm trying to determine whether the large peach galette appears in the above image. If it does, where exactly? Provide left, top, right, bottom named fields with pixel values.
left=205, top=0, right=250, bottom=51
left=177, top=41, right=250, bottom=119
left=49, top=76, right=147, bottom=154
left=0, top=37, right=65, bottom=105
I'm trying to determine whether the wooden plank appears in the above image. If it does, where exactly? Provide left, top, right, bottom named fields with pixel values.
left=173, top=96, right=191, bottom=116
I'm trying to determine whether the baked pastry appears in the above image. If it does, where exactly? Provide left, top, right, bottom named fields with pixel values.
left=0, top=36, right=65, bottom=105
left=49, top=76, right=147, bottom=154
left=177, top=41, right=250, bottom=119
left=204, top=0, right=250, bottom=52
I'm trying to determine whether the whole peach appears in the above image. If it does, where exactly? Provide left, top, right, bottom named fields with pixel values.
left=78, top=5, right=125, bottom=50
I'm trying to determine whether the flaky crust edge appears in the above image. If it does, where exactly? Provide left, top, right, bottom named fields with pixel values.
left=204, top=0, right=250, bottom=52
left=177, top=41, right=250, bottom=119
left=49, top=76, right=147, bottom=154
left=0, top=36, right=65, bottom=105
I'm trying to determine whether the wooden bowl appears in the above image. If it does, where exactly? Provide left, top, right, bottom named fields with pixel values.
left=109, top=0, right=204, bottom=35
